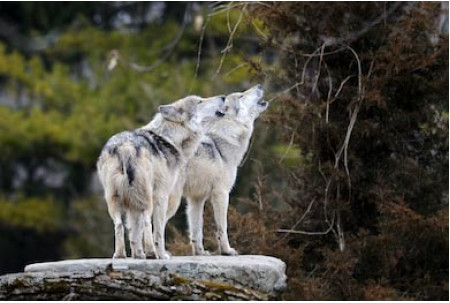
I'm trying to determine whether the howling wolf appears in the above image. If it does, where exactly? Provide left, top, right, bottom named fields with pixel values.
left=166, top=85, right=268, bottom=256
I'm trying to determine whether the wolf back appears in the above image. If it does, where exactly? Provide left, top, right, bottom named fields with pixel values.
left=100, top=129, right=181, bottom=209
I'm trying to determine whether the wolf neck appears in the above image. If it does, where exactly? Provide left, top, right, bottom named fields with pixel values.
left=142, top=113, right=202, bottom=159
left=206, top=117, right=254, bottom=166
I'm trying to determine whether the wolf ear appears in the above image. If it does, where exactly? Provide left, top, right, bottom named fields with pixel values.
left=159, top=105, right=183, bottom=122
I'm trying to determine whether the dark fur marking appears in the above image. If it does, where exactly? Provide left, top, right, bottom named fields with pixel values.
left=200, top=142, right=216, bottom=159
left=181, top=137, right=192, bottom=150
left=126, top=157, right=135, bottom=185
left=148, top=130, right=181, bottom=166
left=136, top=132, right=161, bottom=156
left=106, top=145, right=118, bottom=156
left=100, top=129, right=181, bottom=177
left=135, top=145, right=141, bottom=158
left=215, top=111, right=225, bottom=117
left=209, top=136, right=227, bottom=162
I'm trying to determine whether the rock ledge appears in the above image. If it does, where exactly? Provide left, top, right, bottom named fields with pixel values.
left=1, top=255, right=287, bottom=300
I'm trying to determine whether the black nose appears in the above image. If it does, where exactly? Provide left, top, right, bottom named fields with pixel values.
left=220, top=95, right=226, bottom=102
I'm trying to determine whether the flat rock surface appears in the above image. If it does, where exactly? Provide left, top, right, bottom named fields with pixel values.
left=24, top=255, right=287, bottom=296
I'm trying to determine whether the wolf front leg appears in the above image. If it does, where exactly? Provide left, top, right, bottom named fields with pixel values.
left=211, top=190, right=238, bottom=256
left=187, top=197, right=209, bottom=256
left=143, top=210, right=157, bottom=258
left=166, top=176, right=184, bottom=221
left=152, top=191, right=170, bottom=259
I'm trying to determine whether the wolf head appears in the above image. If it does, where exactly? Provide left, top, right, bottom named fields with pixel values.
left=222, top=84, right=268, bottom=122
left=149, top=94, right=225, bottom=158
left=159, top=95, right=225, bottom=127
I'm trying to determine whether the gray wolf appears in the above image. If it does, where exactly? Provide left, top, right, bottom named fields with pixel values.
left=97, top=95, right=225, bottom=259
left=166, top=84, right=268, bottom=256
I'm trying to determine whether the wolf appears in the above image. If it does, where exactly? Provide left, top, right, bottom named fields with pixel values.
left=166, top=84, right=268, bottom=256
left=97, top=94, right=225, bottom=259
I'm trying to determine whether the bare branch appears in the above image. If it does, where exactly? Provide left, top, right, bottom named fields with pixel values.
left=311, top=44, right=326, bottom=96
left=255, top=176, right=264, bottom=211
left=335, top=211, right=345, bottom=252
left=214, top=3, right=248, bottom=77
left=278, top=125, right=299, bottom=164
left=189, top=10, right=211, bottom=93
left=324, top=62, right=333, bottom=124
left=208, top=3, right=243, bottom=17
left=293, top=56, right=301, bottom=97
left=226, top=2, right=233, bottom=34
left=277, top=211, right=335, bottom=235
left=332, top=75, right=354, bottom=103
left=276, top=198, right=317, bottom=243
left=334, top=45, right=364, bottom=173
left=267, top=82, right=303, bottom=102
left=251, top=19, right=268, bottom=41
left=266, top=45, right=348, bottom=103
left=300, top=46, right=321, bottom=85
left=224, top=62, right=249, bottom=77
left=273, top=40, right=347, bottom=58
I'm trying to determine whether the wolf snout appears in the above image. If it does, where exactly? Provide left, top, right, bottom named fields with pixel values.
left=254, top=83, right=264, bottom=92
left=255, top=84, right=264, bottom=98
left=252, top=83, right=263, bottom=91
left=258, top=100, right=268, bottom=107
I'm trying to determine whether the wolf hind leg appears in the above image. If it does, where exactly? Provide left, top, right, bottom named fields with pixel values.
left=143, top=209, right=157, bottom=258
left=152, top=190, right=170, bottom=259
left=128, top=210, right=146, bottom=259
left=106, top=193, right=127, bottom=259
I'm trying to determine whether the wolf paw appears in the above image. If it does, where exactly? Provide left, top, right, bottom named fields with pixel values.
left=157, top=252, right=171, bottom=259
left=113, top=252, right=126, bottom=259
left=194, top=249, right=210, bottom=256
left=133, top=252, right=146, bottom=259
left=145, top=251, right=157, bottom=259
left=222, top=248, right=238, bottom=256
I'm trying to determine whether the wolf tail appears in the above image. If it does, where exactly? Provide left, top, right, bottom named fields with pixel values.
left=117, top=144, right=148, bottom=211
left=120, top=144, right=137, bottom=187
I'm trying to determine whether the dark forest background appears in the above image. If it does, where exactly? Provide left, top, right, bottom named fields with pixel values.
left=0, top=1, right=448, bottom=300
